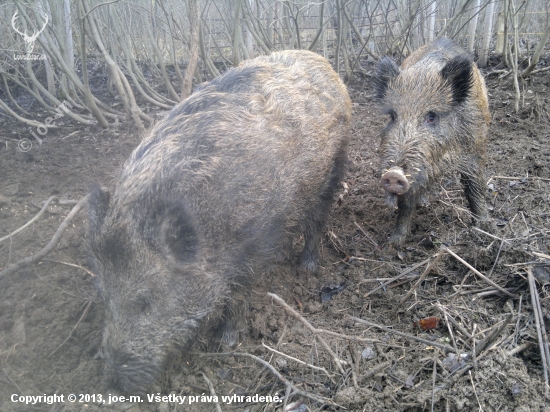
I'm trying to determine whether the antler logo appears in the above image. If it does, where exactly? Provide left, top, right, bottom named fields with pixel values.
left=12, top=11, right=48, bottom=54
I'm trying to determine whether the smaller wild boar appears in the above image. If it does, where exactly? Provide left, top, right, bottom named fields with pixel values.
left=374, top=38, right=491, bottom=245
left=88, top=50, right=351, bottom=398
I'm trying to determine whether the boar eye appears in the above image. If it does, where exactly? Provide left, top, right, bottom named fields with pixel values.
left=386, top=110, right=397, bottom=123
left=425, top=111, right=438, bottom=125
left=135, top=294, right=152, bottom=314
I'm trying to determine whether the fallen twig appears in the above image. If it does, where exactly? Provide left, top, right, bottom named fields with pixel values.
left=48, top=299, right=93, bottom=358
left=440, top=307, right=459, bottom=355
left=443, top=247, right=516, bottom=298
left=486, top=69, right=510, bottom=76
left=474, top=288, right=518, bottom=298
left=474, top=314, right=514, bottom=357
left=487, top=175, right=550, bottom=184
left=195, top=352, right=334, bottom=406
left=528, top=65, right=550, bottom=76
left=346, top=346, right=360, bottom=390
left=528, top=266, right=550, bottom=398
left=431, top=358, right=437, bottom=412
left=471, top=226, right=510, bottom=244
left=359, top=360, right=392, bottom=383
left=434, top=305, right=473, bottom=340
left=201, top=371, right=222, bottom=412
left=350, top=317, right=457, bottom=353
left=42, top=259, right=97, bottom=277
left=506, top=342, right=531, bottom=356
left=469, top=370, right=483, bottom=411
left=261, top=342, right=335, bottom=380
left=42, top=198, right=79, bottom=205
left=529, top=251, right=550, bottom=260
left=0, top=195, right=88, bottom=280
left=353, top=221, right=379, bottom=249
left=0, top=196, right=58, bottom=244
left=364, top=257, right=432, bottom=298
left=1, top=368, right=23, bottom=393
left=487, top=237, right=507, bottom=278
left=400, top=251, right=444, bottom=304
left=359, top=275, right=420, bottom=283
left=267, top=293, right=347, bottom=375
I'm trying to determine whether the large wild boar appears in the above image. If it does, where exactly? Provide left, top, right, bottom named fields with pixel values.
left=88, top=50, right=351, bottom=397
left=374, top=38, right=491, bottom=245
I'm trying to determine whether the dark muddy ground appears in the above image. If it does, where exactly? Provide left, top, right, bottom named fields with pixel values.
left=0, top=61, right=549, bottom=412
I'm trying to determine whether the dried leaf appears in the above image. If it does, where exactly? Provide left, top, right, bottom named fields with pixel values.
left=413, top=316, right=441, bottom=330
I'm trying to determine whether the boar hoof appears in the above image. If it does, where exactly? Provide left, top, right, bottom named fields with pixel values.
left=300, top=255, right=318, bottom=273
left=388, top=235, right=406, bottom=247
left=221, top=327, right=240, bottom=348
left=473, top=218, right=497, bottom=238
left=388, top=228, right=408, bottom=247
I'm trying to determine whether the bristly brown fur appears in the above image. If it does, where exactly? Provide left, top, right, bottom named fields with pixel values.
left=374, top=38, right=490, bottom=245
left=88, top=50, right=351, bottom=396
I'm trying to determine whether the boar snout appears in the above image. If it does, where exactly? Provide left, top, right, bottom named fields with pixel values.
left=381, top=168, right=410, bottom=195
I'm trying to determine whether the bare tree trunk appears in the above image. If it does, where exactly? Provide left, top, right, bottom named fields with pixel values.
left=267, top=1, right=274, bottom=48
left=245, top=0, right=254, bottom=57
left=62, top=0, right=76, bottom=98
left=341, top=2, right=352, bottom=81
left=82, top=0, right=148, bottom=131
left=438, top=0, right=474, bottom=38
left=308, top=1, right=324, bottom=51
left=199, top=22, right=221, bottom=77
left=335, top=0, right=343, bottom=73
left=37, top=1, right=55, bottom=99
left=342, top=3, right=379, bottom=59
left=275, top=2, right=285, bottom=50
left=467, top=0, right=481, bottom=53
left=243, top=0, right=271, bottom=54
left=77, top=0, right=108, bottom=127
left=2, top=74, right=30, bottom=115
left=495, top=0, right=508, bottom=55
left=395, top=0, right=421, bottom=56
left=509, top=0, right=520, bottom=113
left=158, top=0, right=185, bottom=95
left=521, top=20, right=550, bottom=77
left=479, top=0, right=495, bottom=67
left=144, top=12, right=180, bottom=101
left=321, top=2, right=327, bottom=59
left=427, top=0, right=437, bottom=42
left=17, top=2, right=121, bottom=119
left=293, top=5, right=302, bottom=50
left=182, top=0, right=200, bottom=100
left=237, top=9, right=250, bottom=60
left=110, top=11, right=174, bottom=109
left=283, top=1, right=296, bottom=49
left=232, top=0, right=243, bottom=65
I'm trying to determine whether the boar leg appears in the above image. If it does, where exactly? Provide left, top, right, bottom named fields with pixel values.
left=301, top=222, right=322, bottom=272
left=219, top=299, right=246, bottom=348
left=390, top=192, right=420, bottom=246
left=301, top=148, right=347, bottom=272
left=460, top=162, right=488, bottom=224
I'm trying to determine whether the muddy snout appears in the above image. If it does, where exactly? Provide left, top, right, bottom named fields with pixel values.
left=380, top=168, right=410, bottom=195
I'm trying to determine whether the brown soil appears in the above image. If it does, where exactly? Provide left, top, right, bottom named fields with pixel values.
left=1, top=65, right=549, bottom=412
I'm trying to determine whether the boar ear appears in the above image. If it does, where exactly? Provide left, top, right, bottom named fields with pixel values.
left=374, top=57, right=400, bottom=98
left=440, top=56, right=473, bottom=105
left=88, top=185, right=110, bottom=241
left=160, top=202, right=199, bottom=266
